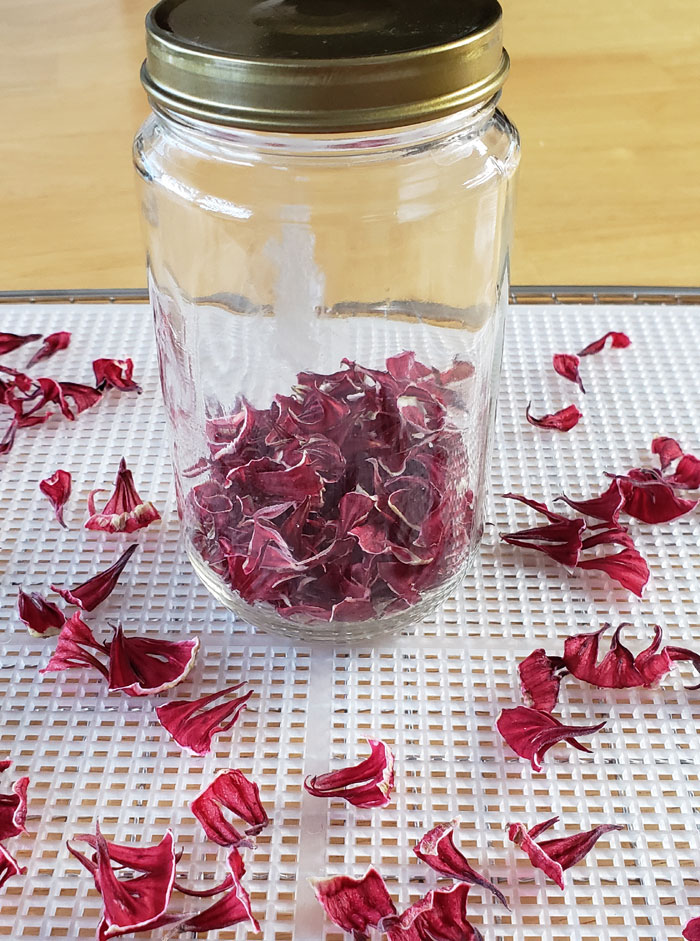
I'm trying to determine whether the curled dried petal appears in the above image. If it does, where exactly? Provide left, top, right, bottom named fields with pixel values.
left=106, top=625, right=199, bottom=697
left=57, top=380, right=102, bottom=418
left=40, top=612, right=109, bottom=679
left=501, top=493, right=586, bottom=566
left=192, top=769, right=268, bottom=846
left=0, top=332, right=41, bottom=355
left=502, top=492, right=570, bottom=525
left=312, top=867, right=396, bottom=940
left=304, top=739, right=395, bottom=808
left=509, top=817, right=622, bottom=889
left=93, top=358, right=142, bottom=394
left=68, top=825, right=178, bottom=938
left=86, top=458, right=160, bottom=533
left=666, top=454, right=700, bottom=490
left=519, top=649, right=566, bottom=712
left=651, top=436, right=683, bottom=470
left=0, top=843, right=25, bottom=889
left=413, top=821, right=508, bottom=908
left=385, top=884, right=482, bottom=941
left=26, top=332, right=70, bottom=368
left=51, top=544, right=137, bottom=611
left=576, top=545, right=650, bottom=597
left=552, top=353, right=585, bottom=392
left=39, top=468, right=71, bottom=527
left=155, top=684, right=252, bottom=756
left=577, top=331, right=631, bottom=357
left=177, top=848, right=261, bottom=934
left=17, top=589, right=65, bottom=637
left=556, top=479, right=625, bottom=524
left=563, top=623, right=672, bottom=688
left=526, top=403, right=582, bottom=432
left=612, top=468, right=697, bottom=523
left=497, top=706, right=606, bottom=772
left=501, top=518, right=585, bottom=567
left=0, top=776, right=29, bottom=841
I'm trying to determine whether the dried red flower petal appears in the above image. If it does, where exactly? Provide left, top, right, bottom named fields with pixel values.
left=68, top=825, right=178, bottom=939
left=501, top=493, right=586, bottom=568
left=502, top=492, right=573, bottom=525
left=17, top=589, right=65, bottom=637
left=39, top=468, right=71, bottom=527
left=413, top=821, right=508, bottom=908
left=651, top=436, right=684, bottom=470
left=51, top=544, right=137, bottom=612
left=58, top=381, right=102, bottom=415
left=0, top=333, right=41, bottom=355
left=177, top=848, right=261, bottom=934
left=519, top=649, right=566, bottom=712
left=666, top=454, right=700, bottom=490
left=497, top=706, right=606, bottom=772
left=503, top=490, right=649, bottom=594
left=684, top=917, right=700, bottom=940
left=24, top=378, right=101, bottom=422
left=552, top=353, right=585, bottom=392
left=526, top=403, right=582, bottom=432
left=501, top=519, right=585, bottom=567
left=156, top=683, right=252, bottom=756
left=0, top=776, right=29, bottom=842
left=192, top=769, right=268, bottom=847
left=40, top=613, right=109, bottom=679
left=563, top=623, right=672, bottom=688
left=26, top=332, right=71, bottom=368
left=384, top=884, right=482, bottom=941
left=106, top=625, right=199, bottom=697
left=93, top=358, right=142, bottom=394
left=576, top=545, right=650, bottom=596
left=304, top=739, right=395, bottom=808
left=190, top=354, right=473, bottom=624
left=556, top=479, right=625, bottom=523
left=0, top=762, right=10, bottom=774
left=86, top=458, right=160, bottom=533
left=311, top=867, right=397, bottom=940
left=501, top=492, right=586, bottom=566
left=577, top=331, right=631, bottom=357
left=508, top=817, right=622, bottom=889
left=612, top=468, right=697, bottom=523
left=0, top=844, right=25, bottom=890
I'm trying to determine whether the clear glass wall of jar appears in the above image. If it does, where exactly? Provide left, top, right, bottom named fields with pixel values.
left=134, top=89, right=519, bottom=641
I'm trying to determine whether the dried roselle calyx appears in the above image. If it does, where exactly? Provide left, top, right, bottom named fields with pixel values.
left=577, top=331, right=631, bottom=357
left=497, top=706, right=606, bottom=771
left=552, top=353, right=585, bottom=391
left=192, top=769, right=268, bottom=846
left=155, top=684, right=252, bottom=755
left=186, top=353, right=475, bottom=628
left=26, top=332, right=70, bottom=368
left=526, top=403, right=582, bottom=432
left=413, top=820, right=508, bottom=908
left=311, top=867, right=396, bottom=940
left=304, top=739, right=395, bottom=809
left=508, top=817, right=622, bottom=889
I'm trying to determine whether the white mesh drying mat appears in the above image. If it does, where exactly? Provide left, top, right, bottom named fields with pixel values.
left=0, top=297, right=699, bottom=941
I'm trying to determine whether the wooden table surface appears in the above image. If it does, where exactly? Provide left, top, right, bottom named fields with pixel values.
left=1, top=0, right=699, bottom=291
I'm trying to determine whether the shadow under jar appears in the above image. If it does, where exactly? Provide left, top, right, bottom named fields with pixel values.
left=134, top=0, right=520, bottom=642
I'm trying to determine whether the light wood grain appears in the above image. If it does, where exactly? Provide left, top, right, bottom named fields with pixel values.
left=0, top=0, right=698, bottom=289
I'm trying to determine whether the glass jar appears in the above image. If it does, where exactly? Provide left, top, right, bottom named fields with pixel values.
left=134, top=0, right=520, bottom=641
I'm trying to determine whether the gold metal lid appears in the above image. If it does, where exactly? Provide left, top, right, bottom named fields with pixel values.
left=142, top=0, right=509, bottom=133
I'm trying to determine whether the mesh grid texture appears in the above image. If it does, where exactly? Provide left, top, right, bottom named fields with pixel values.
left=0, top=302, right=698, bottom=940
